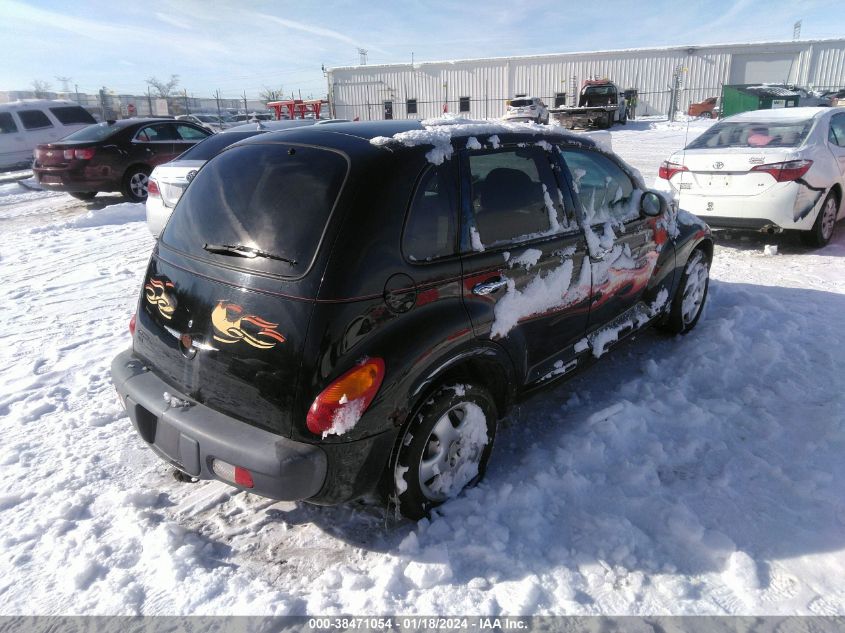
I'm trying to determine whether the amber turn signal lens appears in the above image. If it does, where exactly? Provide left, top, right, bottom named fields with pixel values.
left=306, top=358, right=385, bottom=435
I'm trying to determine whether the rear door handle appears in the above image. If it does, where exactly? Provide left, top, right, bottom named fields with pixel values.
left=472, top=278, right=507, bottom=295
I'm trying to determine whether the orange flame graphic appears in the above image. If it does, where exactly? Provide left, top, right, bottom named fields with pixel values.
left=211, top=301, right=286, bottom=349
left=144, top=278, right=176, bottom=320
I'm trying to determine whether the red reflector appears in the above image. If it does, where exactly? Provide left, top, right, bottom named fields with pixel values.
left=129, top=313, right=136, bottom=336
left=74, top=147, right=96, bottom=160
left=306, top=358, right=385, bottom=436
left=658, top=161, right=688, bottom=180
left=234, top=467, right=254, bottom=488
left=751, top=159, right=813, bottom=182
left=147, top=179, right=160, bottom=197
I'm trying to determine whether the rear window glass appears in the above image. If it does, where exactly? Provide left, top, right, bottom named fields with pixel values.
left=49, top=106, right=96, bottom=125
left=509, top=99, right=533, bottom=107
left=177, top=131, right=261, bottom=160
left=18, top=110, right=53, bottom=130
left=687, top=120, right=814, bottom=149
left=161, top=143, right=348, bottom=276
left=62, top=122, right=122, bottom=142
left=0, top=112, right=18, bottom=134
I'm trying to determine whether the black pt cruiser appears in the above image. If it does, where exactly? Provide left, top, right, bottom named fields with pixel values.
left=112, top=120, right=712, bottom=519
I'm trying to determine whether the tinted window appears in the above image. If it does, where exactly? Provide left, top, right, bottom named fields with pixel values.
left=559, top=148, right=637, bottom=225
left=0, top=112, right=18, bottom=134
left=584, top=86, right=615, bottom=97
left=403, top=165, right=457, bottom=261
left=830, top=113, right=845, bottom=147
left=49, top=106, right=96, bottom=125
left=175, top=124, right=210, bottom=140
left=468, top=147, right=565, bottom=248
left=136, top=124, right=178, bottom=142
left=509, top=99, right=533, bottom=107
left=18, top=110, right=53, bottom=130
left=687, top=119, right=813, bottom=149
left=177, top=131, right=261, bottom=160
left=161, top=143, right=348, bottom=276
left=62, top=122, right=122, bottom=142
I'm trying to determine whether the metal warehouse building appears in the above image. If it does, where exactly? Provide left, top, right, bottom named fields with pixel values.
left=327, top=38, right=845, bottom=121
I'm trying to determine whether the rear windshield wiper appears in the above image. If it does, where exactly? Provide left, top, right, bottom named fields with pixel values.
left=203, top=243, right=297, bottom=265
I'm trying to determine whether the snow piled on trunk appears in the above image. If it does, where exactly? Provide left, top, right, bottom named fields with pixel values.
left=2, top=121, right=845, bottom=616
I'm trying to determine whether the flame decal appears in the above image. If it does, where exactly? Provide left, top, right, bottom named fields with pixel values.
left=144, top=277, right=176, bottom=320
left=211, top=301, right=286, bottom=349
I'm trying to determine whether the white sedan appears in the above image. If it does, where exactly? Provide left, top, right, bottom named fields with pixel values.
left=654, top=107, right=845, bottom=247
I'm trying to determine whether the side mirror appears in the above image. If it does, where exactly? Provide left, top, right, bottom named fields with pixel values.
left=640, top=191, right=665, bottom=217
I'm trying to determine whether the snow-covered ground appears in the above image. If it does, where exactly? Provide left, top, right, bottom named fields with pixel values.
left=1, top=118, right=845, bottom=616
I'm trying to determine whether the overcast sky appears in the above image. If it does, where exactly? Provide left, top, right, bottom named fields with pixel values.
left=1, top=0, right=843, bottom=99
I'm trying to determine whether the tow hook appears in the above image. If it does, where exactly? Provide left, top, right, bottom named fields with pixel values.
left=172, top=468, right=199, bottom=484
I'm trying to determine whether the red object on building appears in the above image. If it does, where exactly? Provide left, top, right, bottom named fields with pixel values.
left=267, top=99, right=329, bottom=120
left=127, top=103, right=136, bottom=115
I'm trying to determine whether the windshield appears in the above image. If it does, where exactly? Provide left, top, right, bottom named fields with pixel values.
left=686, top=119, right=814, bottom=149
left=161, top=142, right=348, bottom=276
left=60, top=122, right=121, bottom=142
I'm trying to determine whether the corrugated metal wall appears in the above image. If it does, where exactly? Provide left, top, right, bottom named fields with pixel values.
left=328, top=39, right=845, bottom=120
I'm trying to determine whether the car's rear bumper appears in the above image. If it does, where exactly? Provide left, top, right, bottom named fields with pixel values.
left=655, top=181, right=822, bottom=231
left=145, top=196, right=172, bottom=237
left=33, top=166, right=117, bottom=192
left=111, top=349, right=328, bottom=501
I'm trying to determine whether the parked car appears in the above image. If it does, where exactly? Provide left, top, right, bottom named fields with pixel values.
left=175, top=114, right=230, bottom=133
left=32, top=118, right=211, bottom=201
left=146, top=120, right=318, bottom=236
left=654, top=107, right=845, bottom=247
left=0, top=99, right=96, bottom=170
left=821, top=89, right=845, bottom=107
left=688, top=96, right=719, bottom=118
left=503, top=96, right=549, bottom=124
left=112, top=120, right=712, bottom=519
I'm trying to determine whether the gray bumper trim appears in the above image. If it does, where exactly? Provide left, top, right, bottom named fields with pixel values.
left=111, top=349, right=327, bottom=500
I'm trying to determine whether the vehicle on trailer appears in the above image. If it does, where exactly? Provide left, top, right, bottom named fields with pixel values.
left=112, top=119, right=713, bottom=519
left=688, top=97, right=719, bottom=119
left=502, top=96, right=549, bottom=124
left=146, top=119, right=319, bottom=236
left=32, top=118, right=211, bottom=202
left=654, top=107, right=845, bottom=247
left=549, top=79, right=627, bottom=129
left=0, top=99, right=96, bottom=170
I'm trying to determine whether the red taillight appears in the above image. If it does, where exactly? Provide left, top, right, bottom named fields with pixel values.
left=129, top=314, right=136, bottom=336
left=751, top=159, right=813, bottom=182
left=63, top=148, right=96, bottom=160
left=234, top=467, right=254, bottom=488
left=146, top=179, right=160, bottom=197
left=658, top=161, right=689, bottom=180
left=306, top=358, right=385, bottom=436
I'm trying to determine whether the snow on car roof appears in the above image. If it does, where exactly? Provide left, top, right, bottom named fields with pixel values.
left=726, top=107, right=832, bottom=122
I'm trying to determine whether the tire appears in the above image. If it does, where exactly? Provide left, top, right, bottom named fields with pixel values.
left=701, top=111, right=713, bottom=119
left=800, top=191, right=839, bottom=248
left=390, top=383, right=497, bottom=520
left=121, top=165, right=151, bottom=202
left=659, top=248, right=710, bottom=335
left=69, top=191, right=96, bottom=201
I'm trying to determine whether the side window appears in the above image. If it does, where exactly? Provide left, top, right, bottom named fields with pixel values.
left=407, top=99, right=417, bottom=115
left=0, top=112, right=18, bottom=134
left=18, top=110, right=53, bottom=130
left=136, top=126, right=156, bottom=142
left=403, top=164, right=457, bottom=261
left=459, top=97, right=471, bottom=113
left=468, top=147, right=568, bottom=249
left=830, top=114, right=845, bottom=147
left=558, top=148, right=637, bottom=225
left=49, top=106, right=95, bottom=125
left=176, top=124, right=209, bottom=140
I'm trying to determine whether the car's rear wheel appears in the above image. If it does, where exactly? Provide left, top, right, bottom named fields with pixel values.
left=391, top=384, right=497, bottom=519
left=800, top=191, right=839, bottom=248
left=659, top=248, right=710, bottom=335
left=69, top=191, right=96, bottom=201
left=122, top=165, right=151, bottom=202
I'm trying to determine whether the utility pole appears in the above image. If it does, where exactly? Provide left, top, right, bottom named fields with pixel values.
left=214, top=89, right=221, bottom=117
left=74, top=83, right=80, bottom=105
left=183, top=89, right=189, bottom=115
left=147, top=87, right=153, bottom=116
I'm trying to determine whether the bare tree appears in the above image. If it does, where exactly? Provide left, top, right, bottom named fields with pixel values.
left=145, top=74, right=180, bottom=99
left=32, top=79, right=52, bottom=98
left=259, top=86, right=285, bottom=104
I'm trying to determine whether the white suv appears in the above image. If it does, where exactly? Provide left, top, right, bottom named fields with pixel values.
left=503, top=96, right=549, bottom=124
